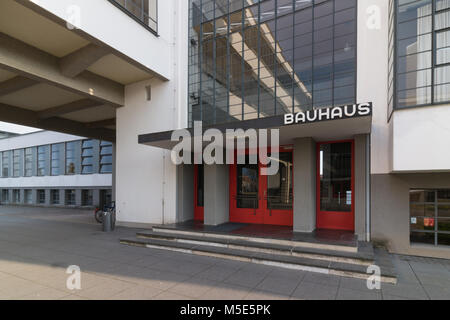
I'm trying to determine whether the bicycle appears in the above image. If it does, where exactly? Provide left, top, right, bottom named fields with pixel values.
left=94, top=201, right=116, bottom=227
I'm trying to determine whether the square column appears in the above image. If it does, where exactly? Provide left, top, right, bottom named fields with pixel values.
left=176, top=164, right=194, bottom=222
left=354, top=134, right=368, bottom=240
left=204, top=164, right=229, bottom=226
left=293, top=138, right=316, bottom=233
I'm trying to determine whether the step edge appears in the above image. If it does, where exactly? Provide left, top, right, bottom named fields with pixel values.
left=120, top=238, right=395, bottom=282
left=136, top=233, right=373, bottom=264
left=151, top=227, right=358, bottom=253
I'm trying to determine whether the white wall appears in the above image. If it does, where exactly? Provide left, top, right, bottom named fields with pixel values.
left=115, top=0, right=188, bottom=225
left=392, top=105, right=450, bottom=172
left=357, top=0, right=390, bottom=175
left=116, top=79, right=178, bottom=226
left=0, top=130, right=82, bottom=151
left=30, top=0, right=173, bottom=80
left=0, top=174, right=111, bottom=188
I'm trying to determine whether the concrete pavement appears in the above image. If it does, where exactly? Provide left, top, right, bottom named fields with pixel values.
left=0, top=206, right=449, bottom=300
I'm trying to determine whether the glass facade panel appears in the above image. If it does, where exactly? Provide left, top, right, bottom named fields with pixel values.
left=410, top=189, right=450, bottom=247
left=82, top=140, right=94, bottom=174
left=1, top=152, right=9, bottom=177
left=100, top=141, right=113, bottom=174
left=65, top=190, right=76, bottom=206
left=188, top=0, right=357, bottom=126
left=267, top=152, right=293, bottom=210
left=395, top=0, right=450, bottom=108
left=51, top=144, right=61, bottom=176
left=82, top=190, right=93, bottom=206
left=66, top=142, right=76, bottom=175
left=13, top=150, right=20, bottom=177
left=51, top=190, right=60, bottom=205
left=109, top=0, right=158, bottom=33
left=37, top=190, right=45, bottom=204
left=37, top=146, right=46, bottom=176
left=319, top=142, right=352, bottom=212
left=25, top=148, right=32, bottom=177
left=24, top=190, right=32, bottom=204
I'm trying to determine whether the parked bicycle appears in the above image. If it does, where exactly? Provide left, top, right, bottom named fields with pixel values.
left=94, top=201, right=116, bottom=227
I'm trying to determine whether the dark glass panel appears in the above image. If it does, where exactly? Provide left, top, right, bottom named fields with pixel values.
left=319, top=142, right=352, bottom=212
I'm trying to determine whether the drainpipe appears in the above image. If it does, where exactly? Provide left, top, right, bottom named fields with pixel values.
left=365, top=134, right=371, bottom=242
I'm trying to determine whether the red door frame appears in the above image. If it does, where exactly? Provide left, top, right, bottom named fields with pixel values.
left=229, top=146, right=294, bottom=227
left=316, top=140, right=355, bottom=231
left=194, top=164, right=204, bottom=221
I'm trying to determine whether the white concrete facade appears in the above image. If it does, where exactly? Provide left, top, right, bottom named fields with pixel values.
left=21, top=0, right=450, bottom=258
left=115, top=0, right=189, bottom=226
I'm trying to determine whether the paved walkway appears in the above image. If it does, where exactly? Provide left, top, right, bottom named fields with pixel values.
left=0, top=206, right=449, bottom=300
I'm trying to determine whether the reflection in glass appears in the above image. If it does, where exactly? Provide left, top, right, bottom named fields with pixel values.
left=197, top=164, right=204, bottom=207
left=237, top=157, right=259, bottom=209
left=319, top=142, right=352, bottom=212
left=267, top=152, right=293, bottom=210
left=189, top=0, right=357, bottom=126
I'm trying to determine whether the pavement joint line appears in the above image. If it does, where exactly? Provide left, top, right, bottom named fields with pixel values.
left=407, top=260, right=431, bottom=300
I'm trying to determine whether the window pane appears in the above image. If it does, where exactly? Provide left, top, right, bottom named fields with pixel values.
left=319, top=142, right=352, bottom=212
left=438, top=190, right=450, bottom=202
left=410, top=189, right=435, bottom=202
left=438, top=233, right=450, bottom=245
left=397, top=87, right=431, bottom=107
left=437, top=0, right=450, bottom=11
left=435, top=10, right=450, bottom=30
left=410, top=231, right=435, bottom=245
left=438, top=205, right=450, bottom=218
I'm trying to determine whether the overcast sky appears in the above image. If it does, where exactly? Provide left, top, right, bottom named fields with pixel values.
left=0, top=122, right=41, bottom=134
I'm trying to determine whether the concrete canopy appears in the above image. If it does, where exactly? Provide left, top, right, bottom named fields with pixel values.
left=138, top=111, right=373, bottom=150
left=0, top=0, right=162, bottom=141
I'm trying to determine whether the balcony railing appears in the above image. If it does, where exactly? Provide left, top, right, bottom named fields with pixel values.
left=108, top=0, right=158, bottom=35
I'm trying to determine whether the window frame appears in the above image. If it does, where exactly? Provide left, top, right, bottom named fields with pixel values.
left=394, top=0, right=450, bottom=110
left=24, top=148, right=33, bottom=177
left=410, top=189, right=450, bottom=247
left=81, top=140, right=94, bottom=175
left=1, top=151, right=9, bottom=177
left=37, top=189, right=46, bottom=205
left=50, top=189, right=60, bottom=205
left=51, top=144, right=61, bottom=176
left=65, top=142, right=77, bottom=176
left=65, top=189, right=76, bottom=206
left=100, top=141, right=113, bottom=174
left=37, top=146, right=46, bottom=177
left=107, top=0, right=158, bottom=36
left=12, top=149, right=21, bottom=178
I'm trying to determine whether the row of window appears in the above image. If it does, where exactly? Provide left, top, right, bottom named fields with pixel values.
left=410, top=189, right=450, bottom=247
left=109, top=0, right=158, bottom=34
left=392, top=0, right=450, bottom=110
left=1, top=189, right=112, bottom=207
left=0, top=140, right=113, bottom=178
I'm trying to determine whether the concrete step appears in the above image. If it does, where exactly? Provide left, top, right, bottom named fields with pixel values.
left=151, top=226, right=358, bottom=253
left=136, top=231, right=373, bottom=266
left=120, top=237, right=397, bottom=284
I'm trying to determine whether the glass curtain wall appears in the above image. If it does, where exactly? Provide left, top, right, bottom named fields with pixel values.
left=188, top=0, right=357, bottom=126
left=396, top=0, right=450, bottom=108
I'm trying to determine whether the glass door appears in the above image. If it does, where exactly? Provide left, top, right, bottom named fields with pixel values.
left=194, top=164, right=204, bottom=221
left=229, top=154, right=264, bottom=224
left=229, top=148, right=294, bottom=226
left=262, top=150, right=294, bottom=226
left=316, top=141, right=355, bottom=231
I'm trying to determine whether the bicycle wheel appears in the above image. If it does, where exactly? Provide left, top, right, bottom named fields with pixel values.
left=94, top=209, right=103, bottom=224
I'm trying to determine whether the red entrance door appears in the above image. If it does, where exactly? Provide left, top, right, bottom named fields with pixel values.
left=194, top=164, right=204, bottom=221
left=229, top=148, right=294, bottom=227
left=316, top=141, right=355, bottom=231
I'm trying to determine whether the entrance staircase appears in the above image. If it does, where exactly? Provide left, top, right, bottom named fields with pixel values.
left=120, top=225, right=397, bottom=284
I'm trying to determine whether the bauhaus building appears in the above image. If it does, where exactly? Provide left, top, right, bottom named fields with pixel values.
left=0, top=0, right=449, bottom=260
